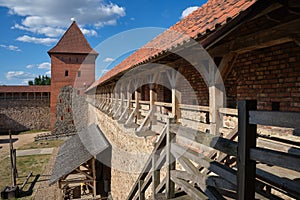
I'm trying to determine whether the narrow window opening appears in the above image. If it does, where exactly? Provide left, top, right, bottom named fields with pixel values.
left=272, top=102, right=280, bottom=111
left=61, top=116, right=64, bottom=121
left=78, top=70, right=81, bottom=77
left=65, top=70, right=69, bottom=77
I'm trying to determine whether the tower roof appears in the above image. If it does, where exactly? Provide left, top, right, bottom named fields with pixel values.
left=48, top=21, right=98, bottom=55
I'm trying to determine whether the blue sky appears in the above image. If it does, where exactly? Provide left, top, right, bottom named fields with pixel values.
left=0, top=0, right=206, bottom=85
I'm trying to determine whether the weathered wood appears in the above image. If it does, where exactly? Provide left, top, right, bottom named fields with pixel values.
left=178, top=104, right=209, bottom=112
left=152, top=152, right=160, bottom=198
left=92, top=158, right=96, bottom=197
left=141, top=172, right=152, bottom=192
left=249, top=110, right=300, bottom=129
left=257, top=138, right=300, bottom=157
left=166, top=118, right=175, bottom=199
left=171, top=176, right=208, bottom=200
left=171, top=143, right=237, bottom=185
left=237, top=100, right=257, bottom=200
left=156, top=177, right=166, bottom=194
left=209, top=19, right=300, bottom=55
left=138, top=180, right=145, bottom=200
left=218, top=108, right=238, bottom=116
left=136, top=108, right=153, bottom=132
left=171, top=124, right=237, bottom=156
left=256, top=168, right=300, bottom=199
left=250, top=147, right=300, bottom=172
left=155, top=101, right=172, bottom=107
left=75, top=168, right=93, bottom=180
left=171, top=170, right=236, bottom=192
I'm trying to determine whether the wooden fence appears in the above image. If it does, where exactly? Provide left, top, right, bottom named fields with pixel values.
left=88, top=97, right=300, bottom=199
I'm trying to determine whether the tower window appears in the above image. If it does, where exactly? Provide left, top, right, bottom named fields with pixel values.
left=78, top=70, right=81, bottom=77
left=61, top=116, right=64, bottom=121
left=65, top=70, right=69, bottom=77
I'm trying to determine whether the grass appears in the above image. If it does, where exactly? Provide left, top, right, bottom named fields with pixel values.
left=17, top=140, right=64, bottom=150
left=0, top=139, right=64, bottom=199
left=0, top=155, right=51, bottom=199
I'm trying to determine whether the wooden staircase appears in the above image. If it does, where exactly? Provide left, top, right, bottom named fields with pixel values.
left=125, top=100, right=300, bottom=200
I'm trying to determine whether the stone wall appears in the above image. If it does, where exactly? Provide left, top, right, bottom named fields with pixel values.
left=88, top=104, right=157, bottom=200
left=0, top=99, right=50, bottom=133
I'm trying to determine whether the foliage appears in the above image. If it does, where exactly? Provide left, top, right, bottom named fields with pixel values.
left=28, top=75, right=51, bottom=85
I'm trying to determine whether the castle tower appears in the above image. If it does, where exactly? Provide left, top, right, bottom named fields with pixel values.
left=48, top=21, right=98, bottom=130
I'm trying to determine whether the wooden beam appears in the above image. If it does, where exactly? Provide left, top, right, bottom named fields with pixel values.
left=249, top=110, right=300, bottom=129
left=166, top=118, right=175, bottom=199
left=250, top=147, right=300, bottom=172
left=92, top=158, right=96, bottom=197
left=171, top=143, right=237, bottom=185
left=171, top=176, right=208, bottom=200
left=152, top=152, right=160, bottom=199
left=138, top=180, right=145, bottom=200
left=209, top=58, right=224, bottom=135
left=237, top=100, right=257, bottom=200
left=209, top=19, right=300, bottom=56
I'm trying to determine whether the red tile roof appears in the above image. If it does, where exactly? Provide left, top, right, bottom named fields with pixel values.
left=88, top=0, right=257, bottom=90
left=48, top=21, right=98, bottom=55
left=0, top=86, right=50, bottom=93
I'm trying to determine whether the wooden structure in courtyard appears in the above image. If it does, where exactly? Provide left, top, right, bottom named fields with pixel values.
left=86, top=0, right=300, bottom=199
left=50, top=124, right=111, bottom=199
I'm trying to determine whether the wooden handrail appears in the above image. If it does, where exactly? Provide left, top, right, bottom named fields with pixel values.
left=178, top=104, right=209, bottom=112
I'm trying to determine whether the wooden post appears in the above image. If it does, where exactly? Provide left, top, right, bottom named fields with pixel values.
left=237, top=100, right=257, bottom=200
left=152, top=152, right=160, bottom=198
left=92, top=158, right=97, bottom=197
left=149, top=83, right=157, bottom=125
left=135, top=91, right=141, bottom=120
left=209, top=59, right=224, bottom=135
left=139, top=180, right=145, bottom=200
left=9, top=131, right=17, bottom=186
left=166, top=118, right=175, bottom=198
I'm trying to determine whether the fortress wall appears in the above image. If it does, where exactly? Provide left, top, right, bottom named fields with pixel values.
left=0, top=99, right=50, bottom=133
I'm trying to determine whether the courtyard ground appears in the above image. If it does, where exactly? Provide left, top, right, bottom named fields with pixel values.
left=0, top=132, right=63, bottom=199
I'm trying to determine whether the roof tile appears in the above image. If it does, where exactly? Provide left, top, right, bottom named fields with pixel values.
left=88, top=0, right=257, bottom=90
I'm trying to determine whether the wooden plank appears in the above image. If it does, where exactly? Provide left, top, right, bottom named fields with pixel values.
left=166, top=118, right=175, bottom=199
left=171, top=176, right=208, bottom=200
left=178, top=104, right=209, bottom=112
left=139, top=180, right=145, bottom=200
left=218, top=108, right=238, bottom=116
left=152, top=152, right=160, bottom=199
left=237, top=100, right=257, bottom=200
left=172, top=170, right=224, bottom=200
left=257, top=138, right=300, bottom=157
left=141, top=172, right=152, bottom=192
left=136, top=108, right=153, bottom=132
left=155, top=101, right=172, bottom=107
left=249, top=110, right=300, bottom=129
left=171, top=143, right=237, bottom=185
left=171, top=124, right=237, bottom=156
left=156, top=177, right=166, bottom=194
left=250, top=147, right=300, bottom=172
left=256, top=168, right=300, bottom=199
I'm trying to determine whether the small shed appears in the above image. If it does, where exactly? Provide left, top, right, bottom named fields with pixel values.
left=49, top=124, right=111, bottom=199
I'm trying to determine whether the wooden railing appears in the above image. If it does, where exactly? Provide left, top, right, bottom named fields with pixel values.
left=88, top=97, right=300, bottom=199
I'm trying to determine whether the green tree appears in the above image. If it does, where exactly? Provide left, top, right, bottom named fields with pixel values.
left=28, top=75, right=51, bottom=85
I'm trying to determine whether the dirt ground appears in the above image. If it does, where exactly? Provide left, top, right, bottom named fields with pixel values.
left=0, top=132, right=41, bottom=161
left=0, top=132, right=61, bottom=199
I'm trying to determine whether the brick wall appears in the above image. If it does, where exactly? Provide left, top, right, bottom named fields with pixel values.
left=225, top=42, right=300, bottom=111
left=0, top=99, right=50, bottom=133
left=50, top=53, right=96, bottom=130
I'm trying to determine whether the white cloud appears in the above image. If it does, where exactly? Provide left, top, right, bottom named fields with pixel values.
left=6, top=71, right=36, bottom=80
left=0, top=0, right=125, bottom=39
left=45, top=71, right=51, bottom=76
left=16, top=35, right=57, bottom=46
left=181, top=6, right=199, bottom=19
left=0, top=44, right=21, bottom=51
left=80, top=28, right=97, bottom=37
left=103, top=57, right=115, bottom=62
left=26, top=64, right=35, bottom=69
left=38, top=62, right=51, bottom=70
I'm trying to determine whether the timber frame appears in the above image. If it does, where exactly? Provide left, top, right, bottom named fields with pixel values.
left=86, top=0, right=300, bottom=199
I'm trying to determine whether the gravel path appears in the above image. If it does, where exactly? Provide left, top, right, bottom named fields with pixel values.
left=32, top=147, right=61, bottom=200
